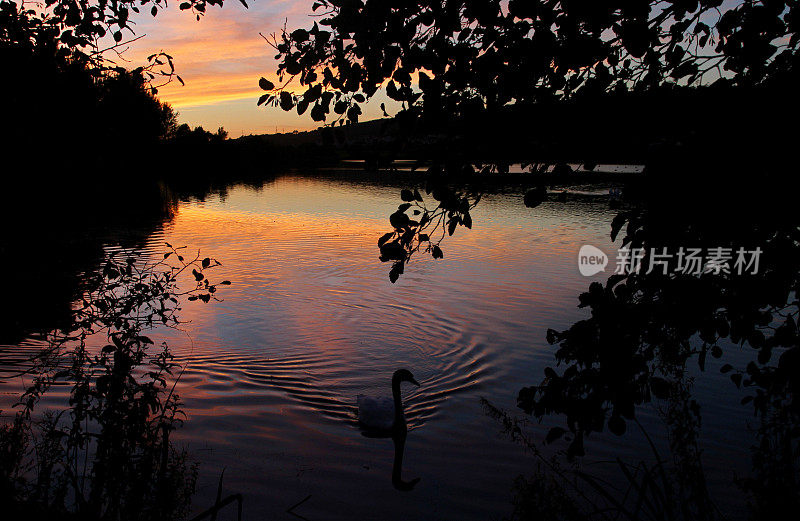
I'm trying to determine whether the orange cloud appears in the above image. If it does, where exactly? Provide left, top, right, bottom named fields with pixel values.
left=126, top=2, right=311, bottom=109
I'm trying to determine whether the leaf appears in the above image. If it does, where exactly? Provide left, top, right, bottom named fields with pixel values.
left=389, top=261, right=404, bottom=283
left=389, top=211, right=410, bottom=229
left=280, top=91, right=294, bottom=111
left=448, top=219, right=457, bottom=236
left=259, top=77, right=275, bottom=90
left=378, top=232, right=394, bottom=247
left=239, top=0, right=249, bottom=8
left=400, top=189, right=414, bottom=202
left=310, top=103, right=326, bottom=122
left=432, top=245, right=443, bottom=259
left=292, top=29, right=309, bottom=42
left=202, top=257, right=211, bottom=268
left=379, top=241, right=405, bottom=261
left=297, top=99, right=309, bottom=115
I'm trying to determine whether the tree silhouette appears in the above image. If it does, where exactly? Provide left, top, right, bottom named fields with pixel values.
left=1, top=2, right=184, bottom=167
left=171, top=124, right=230, bottom=145
left=261, top=1, right=799, bottom=124
left=17, top=0, right=233, bottom=51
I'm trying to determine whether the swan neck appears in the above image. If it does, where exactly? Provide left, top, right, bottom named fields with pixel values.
left=392, top=378, right=404, bottom=422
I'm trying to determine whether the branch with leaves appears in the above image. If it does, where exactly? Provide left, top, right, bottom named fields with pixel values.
left=260, top=1, right=799, bottom=126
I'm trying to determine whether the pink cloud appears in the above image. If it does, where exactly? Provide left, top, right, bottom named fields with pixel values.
left=122, top=1, right=321, bottom=129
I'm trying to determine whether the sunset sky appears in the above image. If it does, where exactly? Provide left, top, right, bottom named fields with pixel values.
left=123, top=1, right=740, bottom=137
left=127, top=1, right=389, bottom=136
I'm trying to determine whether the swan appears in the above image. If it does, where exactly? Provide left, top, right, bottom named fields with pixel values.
left=357, top=369, right=419, bottom=432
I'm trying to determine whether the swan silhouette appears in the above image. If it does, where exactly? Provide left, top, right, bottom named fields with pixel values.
left=357, top=369, right=419, bottom=432
left=356, top=369, right=421, bottom=490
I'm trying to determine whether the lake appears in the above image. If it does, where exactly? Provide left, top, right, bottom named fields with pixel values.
left=0, top=172, right=761, bottom=520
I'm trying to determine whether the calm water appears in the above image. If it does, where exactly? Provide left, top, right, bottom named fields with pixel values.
left=1, top=174, right=758, bottom=520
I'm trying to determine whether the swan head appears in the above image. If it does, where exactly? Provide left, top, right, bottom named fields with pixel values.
left=392, top=369, right=419, bottom=387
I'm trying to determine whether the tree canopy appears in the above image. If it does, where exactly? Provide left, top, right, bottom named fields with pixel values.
left=260, top=0, right=799, bottom=123
left=0, top=2, right=188, bottom=180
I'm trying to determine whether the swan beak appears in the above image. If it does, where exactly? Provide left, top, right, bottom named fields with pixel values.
left=410, top=377, right=420, bottom=387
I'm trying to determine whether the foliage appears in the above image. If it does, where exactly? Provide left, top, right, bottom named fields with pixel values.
left=0, top=245, right=229, bottom=520
left=377, top=167, right=481, bottom=282
left=261, top=0, right=799, bottom=124
left=1, top=1, right=182, bottom=90
left=518, top=171, right=800, bottom=448
left=510, top=162, right=800, bottom=516
left=170, top=123, right=230, bottom=145
left=6, top=0, right=244, bottom=64
left=483, top=394, right=720, bottom=521
left=1, top=2, right=181, bottom=160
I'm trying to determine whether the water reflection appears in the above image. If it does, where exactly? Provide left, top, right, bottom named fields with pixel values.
left=0, top=179, right=177, bottom=345
left=391, top=430, right=420, bottom=492
left=1, top=171, right=687, bottom=520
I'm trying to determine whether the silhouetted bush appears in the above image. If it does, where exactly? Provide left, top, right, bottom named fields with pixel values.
left=0, top=246, right=228, bottom=520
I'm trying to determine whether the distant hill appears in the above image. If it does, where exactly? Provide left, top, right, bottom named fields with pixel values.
left=235, top=118, right=392, bottom=148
